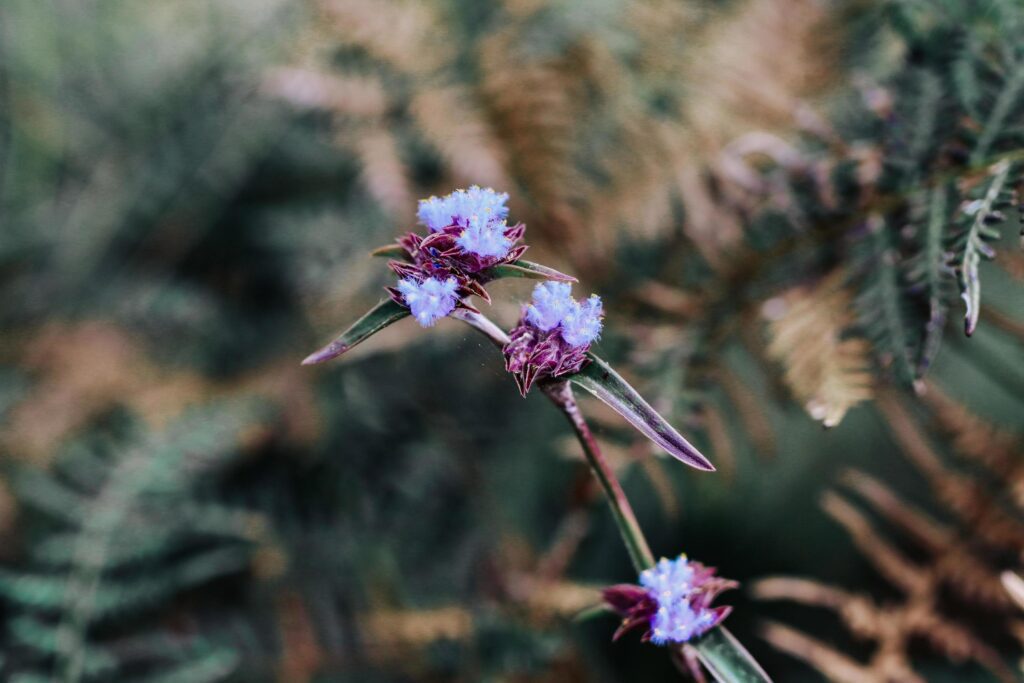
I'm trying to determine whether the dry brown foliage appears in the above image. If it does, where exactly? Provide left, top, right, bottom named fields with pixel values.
left=1, top=321, right=322, bottom=466
left=266, top=0, right=841, bottom=274
left=754, top=390, right=1024, bottom=681
left=763, top=272, right=874, bottom=427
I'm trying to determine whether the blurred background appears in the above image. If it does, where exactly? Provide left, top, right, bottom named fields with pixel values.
left=0, top=0, right=1022, bottom=681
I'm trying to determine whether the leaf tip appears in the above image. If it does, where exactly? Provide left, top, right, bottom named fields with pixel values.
left=301, top=344, right=346, bottom=365
left=691, top=454, right=716, bottom=472
left=666, top=442, right=716, bottom=471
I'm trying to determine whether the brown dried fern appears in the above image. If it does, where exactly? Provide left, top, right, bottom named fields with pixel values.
left=347, top=124, right=415, bottom=220
left=410, top=86, right=510, bottom=190
left=754, top=392, right=1024, bottom=681
left=764, top=272, right=874, bottom=427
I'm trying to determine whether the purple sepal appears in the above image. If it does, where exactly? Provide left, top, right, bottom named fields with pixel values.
left=602, top=584, right=658, bottom=641
left=503, top=321, right=591, bottom=396
left=399, top=222, right=527, bottom=275
left=385, top=221, right=528, bottom=309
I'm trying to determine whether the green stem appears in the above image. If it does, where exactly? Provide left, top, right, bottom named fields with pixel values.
left=453, top=308, right=770, bottom=682
left=541, top=381, right=655, bottom=570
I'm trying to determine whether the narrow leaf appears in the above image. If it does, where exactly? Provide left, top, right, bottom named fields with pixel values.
left=694, top=627, right=773, bottom=683
left=302, top=299, right=409, bottom=365
left=486, top=259, right=577, bottom=283
left=568, top=354, right=714, bottom=471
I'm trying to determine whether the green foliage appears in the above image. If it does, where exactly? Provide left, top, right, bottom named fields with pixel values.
left=951, top=160, right=1018, bottom=336
left=0, top=0, right=1022, bottom=681
left=0, top=401, right=274, bottom=682
left=779, top=0, right=1024, bottom=388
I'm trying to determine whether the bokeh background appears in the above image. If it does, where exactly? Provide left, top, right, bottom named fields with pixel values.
left=1, top=0, right=1022, bottom=681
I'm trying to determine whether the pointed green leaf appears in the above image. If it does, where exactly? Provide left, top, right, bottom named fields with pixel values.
left=486, top=260, right=576, bottom=283
left=302, top=299, right=409, bottom=365
left=694, top=627, right=773, bottom=683
left=568, top=354, right=714, bottom=471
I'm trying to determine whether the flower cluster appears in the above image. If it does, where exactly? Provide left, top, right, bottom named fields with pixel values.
left=388, top=186, right=529, bottom=327
left=503, top=282, right=604, bottom=395
left=416, top=186, right=510, bottom=232
left=602, top=555, right=736, bottom=646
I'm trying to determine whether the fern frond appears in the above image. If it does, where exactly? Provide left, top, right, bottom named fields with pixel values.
left=856, top=216, right=920, bottom=388
left=410, top=86, right=509, bottom=189
left=347, top=124, right=415, bottom=220
left=132, top=647, right=240, bottom=683
left=765, top=272, right=873, bottom=427
left=0, top=401, right=275, bottom=682
left=758, top=619, right=901, bottom=683
left=318, top=0, right=448, bottom=74
left=951, top=159, right=1018, bottom=335
left=906, top=183, right=955, bottom=377
left=263, top=67, right=388, bottom=117
left=969, top=51, right=1024, bottom=165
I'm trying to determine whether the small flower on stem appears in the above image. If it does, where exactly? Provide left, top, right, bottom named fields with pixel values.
left=384, top=187, right=531, bottom=326
left=503, top=282, right=604, bottom=395
left=602, top=555, right=736, bottom=646
left=388, top=187, right=527, bottom=318
left=394, top=276, right=459, bottom=327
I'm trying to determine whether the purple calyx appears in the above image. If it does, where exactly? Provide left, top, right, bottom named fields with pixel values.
left=602, top=555, right=736, bottom=646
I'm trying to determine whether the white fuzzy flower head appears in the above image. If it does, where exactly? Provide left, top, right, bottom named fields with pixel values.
left=559, top=294, right=603, bottom=347
left=456, top=213, right=513, bottom=258
left=397, top=277, right=459, bottom=327
left=639, top=556, right=718, bottom=645
left=526, top=282, right=575, bottom=331
left=416, top=186, right=509, bottom=232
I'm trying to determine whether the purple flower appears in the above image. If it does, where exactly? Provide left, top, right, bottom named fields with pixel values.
left=417, top=186, right=510, bottom=232
left=397, top=188, right=526, bottom=285
left=602, top=555, right=736, bottom=646
left=560, top=295, right=603, bottom=347
left=526, top=282, right=574, bottom=331
left=396, top=276, right=459, bottom=327
left=456, top=213, right=514, bottom=259
left=416, top=195, right=456, bottom=233
left=503, top=283, right=605, bottom=395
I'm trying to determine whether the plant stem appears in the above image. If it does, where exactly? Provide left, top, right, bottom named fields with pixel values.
left=454, top=308, right=771, bottom=682
left=453, top=308, right=655, bottom=568
left=541, top=380, right=773, bottom=682
left=541, top=381, right=656, bottom=571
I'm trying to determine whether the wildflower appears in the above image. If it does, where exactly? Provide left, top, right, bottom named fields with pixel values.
left=503, top=283, right=604, bottom=395
left=455, top=213, right=513, bottom=259
left=526, top=281, right=574, bottom=331
left=399, top=187, right=526, bottom=281
left=395, top=276, right=459, bottom=327
left=416, top=195, right=456, bottom=233
left=602, top=555, right=736, bottom=646
left=416, top=186, right=510, bottom=232
left=560, top=295, right=603, bottom=347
